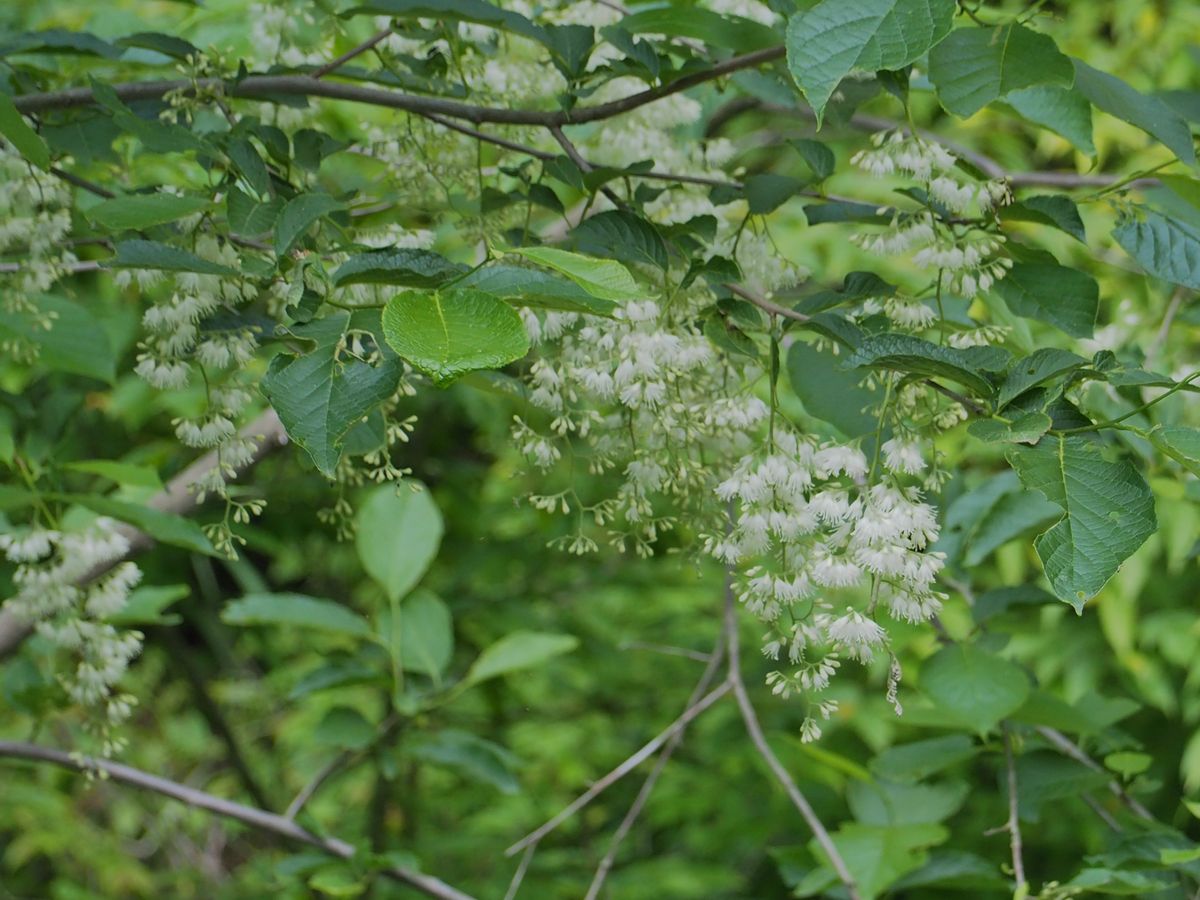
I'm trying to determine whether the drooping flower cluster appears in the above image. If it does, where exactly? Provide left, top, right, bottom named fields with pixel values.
left=0, top=520, right=144, bottom=755
left=852, top=130, right=1014, bottom=303
left=0, top=144, right=78, bottom=358
left=709, top=429, right=945, bottom=740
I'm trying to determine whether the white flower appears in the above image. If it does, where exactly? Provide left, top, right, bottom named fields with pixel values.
left=825, top=609, right=887, bottom=662
left=883, top=437, right=927, bottom=475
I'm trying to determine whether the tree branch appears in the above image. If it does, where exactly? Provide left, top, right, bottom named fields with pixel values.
left=1035, top=726, right=1154, bottom=821
left=312, top=28, right=393, bottom=79
left=1003, top=725, right=1028, bottom=895
left=0, top=740, right=475, bottom=900
left=584, top=631, right=728, bottom=899
left=14, top=47, right=785, bottom=125
left=0, top=408, right=289, bottom=659
left=504, top=679, right=732, bottom=857
left=722, top=570, right=860, bottom=899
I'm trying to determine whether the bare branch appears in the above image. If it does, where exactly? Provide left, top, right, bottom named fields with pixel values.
left=723, top=569, right=861, bottom=900
left=0, top=408, right=289, bottom=659
left=1035, top=726, right=1155, bottom=821
left=503, top=845, right=535, bottom=900
left=504, top=679, right=732, bottom=857
left=0, top=740, right=475, bottom=900
left=1003, top=725, right=1028, bottom=894
left=312, top=28, right=393, bottom=79
left=585, top=632, right=728, bottom=899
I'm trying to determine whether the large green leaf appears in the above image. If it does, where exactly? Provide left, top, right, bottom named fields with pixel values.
left=0, top=91, right=50, bottom=169
left=1112, top=208, right=1200, bottom=290
left=222, top=592, right=372, bottom=638
left=920, top=645, right=1030, bottom=733
left=800, top=822, right=948, bottom=900
left=618, top=7, right=777, bottom=52
left=961, top=490, right=1061, bottom=567
left=458, top=265, right=617, bottom=316
left=1000, top=194, right=1087, bottom=242
left=1003, top=85, right=1095, bottom=155
left=846, top=333, right=1009, bottom=397
left=375, top=589, right=454, bottom=684
left=85, top=193, right=210, bottom=230
left=107, top=239, right=239, bottom=276
left=785, top=0, right=956, bottom=126
left=870, top=735, right=978, bottom=783
left=343, top=0, right=545, bottom=45
left=275, top=192, right=342, bottom=256
left=928, top=24, right=1074, bottom=118
left=992, top=262, right=1098, bottom=338
left=0, top=294, right=117, bottom=383
left=227, top=187, right=283, bottom=235
left=408, top=730, right=520, bottom=794
left=331, top=249, right=468, bottom=288
left=1073, top=59, right=1197, bottom=166
left=847, top=779, right=968, bottom=826
left=355, top=482, right=443, bottom=602
left=511, top=246, right=641, bottom=302
left=997, top=348, right=1088, bottom=408
left=569, top=210, right=667, bottom=272
left=787, top=340, right=880, bottom=438
left=1008, top=435, right=1157, bottom=609
left=260, top=312, right=401, bottom=477
left=464, top=631, right=579, bottom=686
left=382, top=289, right=530, bottom=386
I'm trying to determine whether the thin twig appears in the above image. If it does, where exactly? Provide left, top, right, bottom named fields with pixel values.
left=585, top=633, right=728, bottom=899
left=1035, top=726, right=1154, bottom=821
left=50, top=166, right=116, bottom=198
left=1082, top=792, right=1122, bottom=832
left=722, top=570, right=861, bottom=900
left=0, top=740, right=475, bottom=900
left=0, top=409, right=288, bottom=659
left=312, top=28, right=393, bottom=79
left=284, top=751, right=353, bottom=820
left=504, top=679, right=732, bottom=857
left=503, top=845, right=535, bottom=900
left=1003, top=725, right=1028, bottom=894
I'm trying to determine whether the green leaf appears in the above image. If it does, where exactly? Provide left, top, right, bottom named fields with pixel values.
left=928, top=24, right=1074, bottom=118
left=465, top=631, right=579, bottom=686
left=115, top=31, right=200, bottom=61
left=260, top=312, right=401, bottom=477
left=785, top=0, right=956, bottom=126
left=392, top=589, right=453, bottom=680
left=870, top=735, right=978, bottom=783
left=992, top=262, right=1099, bottom=338
left=997, top=348, right=1089, bottom=408
left=64, top=460, right=163, bottom=490
left=343, top=0, right=546, bottom=46
left=569, top=210, right=667, bottom=271
left=1112, top=208, right=1200, bottom=290
left=791, top=138, right=836, bottom=180
left=846, top=333, right=1009, bottom=396
left=409, top=730, right=520, bottom=794
left=802, top=823, right=948, bottom=900
left=1017, top=751, right=1109, bottom=822
left=961, top=490, right=1061, bottom=567
left=61, top=494, right=215, bottom=556
left=1105, top=751, right=1152, bottom=778
left=788, top=340, right=880, bottom=438
left=891, top=852, right=1010, bottom=892
left=0, top=294, right=117, bottom=383
left=225, top=136, right=271, bottom=197
left=1008, top=435, right=1157, bottom=609
left=355, top=483, right=443, bottom=603
left=313, top=706, right=376, bottom=751
left=458, top=265, right=616, bottom=316
left=86, top=193, right=210, bottom=231
left=1073, top=59, right=1197, bottom=166
left=275, top=192, right=342, bottom=256
left=847, top=779, right=968, bottom=826
left=227, top=187, right=283, bottom=235
left=222, top=592, right=372, bottom=638
left=382, top=289, right=530, bottom=386
left=0, top=91, right=50, bottom=170
left=967, top=412, right=1053, bottom=445
left=1001, top=194, right=1087, bottom=242
left=331, top=249, right=468, bottom=288
left=1004, top=86, right=1095, bottom=156
left=1148, top=424, right=1200, bottom=474
left=920, top=645, right=1030, bottom=733
left=743, top=173, right=806, bottom=215
left=510, top=246, right=641, bottom=302
left=107, top=584, right=189, bottom=626
left=618, top=7, right=777, bottom=52
left=972, top=585, right=1055, bottom=622
left=108, top=239, right=239, bottom=276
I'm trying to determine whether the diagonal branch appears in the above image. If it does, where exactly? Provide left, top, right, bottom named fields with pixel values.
left=0, top=408, right=288, bottom=659
left=0, top=740, right=475, bottom=900
left=312, top=28, right=393, bottom=79
left=723, top=569, right=861, bottom=900
left=1035, top=725, right=1154, bottom=821
left=504, top=679, right=733, bottom=857
left=1003, top=725, right=1028, bottom=894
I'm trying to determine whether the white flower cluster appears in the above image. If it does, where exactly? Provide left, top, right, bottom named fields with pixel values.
left=852, top=131, right=1013, bottom=297
left=120, top=235, right=264, bottom=553
left=0, top=145, right=78, bottom=359
left=515, top=295, right=766, bottom=555
left=709, top=429, right=945, bottom=739
left=1, top=520, right=144, bottom=755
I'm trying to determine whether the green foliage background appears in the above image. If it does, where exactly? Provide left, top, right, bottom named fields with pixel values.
left=2, top=1, right=1200, bottom=898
